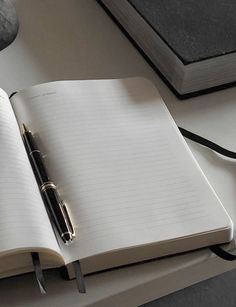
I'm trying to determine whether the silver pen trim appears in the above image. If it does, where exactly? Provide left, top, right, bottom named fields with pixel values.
left=40, top=181, right=56, bottom=192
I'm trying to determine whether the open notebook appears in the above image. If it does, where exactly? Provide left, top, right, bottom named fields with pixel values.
left=0, top=77, right=233, bottom=279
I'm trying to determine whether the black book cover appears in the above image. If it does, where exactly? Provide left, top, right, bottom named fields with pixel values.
left=98, top=0, right=236, bottom=99
left=129, top=0, right=236, bottom=64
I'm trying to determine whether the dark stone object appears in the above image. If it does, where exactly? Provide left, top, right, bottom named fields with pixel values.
left=0, top=0, right=19, bottom=51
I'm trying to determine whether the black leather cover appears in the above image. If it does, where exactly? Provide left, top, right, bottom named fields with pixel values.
left=129, top=0, right=236, bottom=64
left=98, top=0, right=236, bottom=98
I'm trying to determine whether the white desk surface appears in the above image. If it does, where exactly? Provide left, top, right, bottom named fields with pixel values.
left=2, top=1, right=236, bottom=306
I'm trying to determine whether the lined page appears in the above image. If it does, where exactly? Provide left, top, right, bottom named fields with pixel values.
left=11, top=78, right=232, bottom=264
left=0, top=89, right=61, bottom=258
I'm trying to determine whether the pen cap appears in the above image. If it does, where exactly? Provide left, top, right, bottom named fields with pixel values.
left=42, top=188, right=75, bottom=243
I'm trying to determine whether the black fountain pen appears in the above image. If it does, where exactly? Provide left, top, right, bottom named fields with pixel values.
left=22, top=124, right=75, bottom=244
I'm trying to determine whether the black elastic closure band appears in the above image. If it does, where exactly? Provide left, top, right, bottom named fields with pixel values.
left=179, top=126, right=236, bottom=261
left=179, top=127, right=236, bottom=159
left=210, top=245, right=236, bottom=261
left=31, top=252, right=46, bottom=294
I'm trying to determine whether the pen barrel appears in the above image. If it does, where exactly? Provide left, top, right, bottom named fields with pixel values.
left=23, top=131, right=50, bottom=185
left=23, top=130, right=39, bottom=152
left=28, top=149, right=50, bottom=186
left=42, top=188, right=74, bottom=243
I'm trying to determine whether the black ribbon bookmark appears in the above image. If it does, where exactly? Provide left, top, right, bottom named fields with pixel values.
left=73, top=260, right=86, bottom=293
left=31, top=252, right=46, bottom=295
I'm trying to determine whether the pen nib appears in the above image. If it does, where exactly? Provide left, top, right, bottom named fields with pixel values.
left=22, top=123, right=29, bottom=133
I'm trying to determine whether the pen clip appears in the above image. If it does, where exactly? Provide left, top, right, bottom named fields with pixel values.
left=61, top=201, right=75, bottom=238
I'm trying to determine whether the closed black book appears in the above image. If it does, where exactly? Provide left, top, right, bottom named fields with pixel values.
left=99, top=0, right=236, bottom=98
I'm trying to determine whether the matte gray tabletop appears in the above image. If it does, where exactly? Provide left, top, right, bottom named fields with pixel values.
left=143, top=268, right=236, bottom=307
